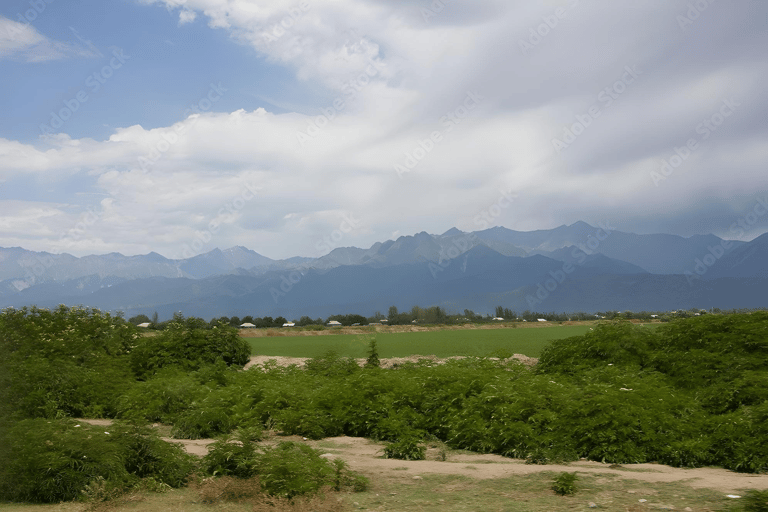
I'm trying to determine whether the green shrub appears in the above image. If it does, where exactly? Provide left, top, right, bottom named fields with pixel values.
left=116, top=369, right=203, bottom=423
left=0, top=419, right=194, bottom=503
left=256, top=442, right=335, bottom=498
left=0, top=305, right=137, bottom=420
left=383, top=436, right=426, bottom=460
left=304, top=350, right=359, bottom=377
left=171, top=405, right=235, bottom=439
left=130, top=321, right=250, bottom=379
left=201, top=429, right=262, bottom=478
left=365, top=337, right=380, bottom=368
left=551, top=472, right=578, bottom=495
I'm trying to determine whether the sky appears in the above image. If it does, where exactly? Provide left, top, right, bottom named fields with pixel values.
left=0, top=0, right=766, bottom=260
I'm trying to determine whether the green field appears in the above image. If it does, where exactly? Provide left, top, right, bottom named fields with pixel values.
left=246, top=325, right=595, bottom=358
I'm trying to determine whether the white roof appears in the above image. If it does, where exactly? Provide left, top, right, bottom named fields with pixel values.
left=282, top=322, right=295, bottom=327
left=137, top=322, right=151, bottom=328
left=492, top=317, right=504, bottom=321
left=240, top=322, right=256, bottom=327
left=537, top=318, right=547, bottom=322
left=327, top=320, right=342, bottom=325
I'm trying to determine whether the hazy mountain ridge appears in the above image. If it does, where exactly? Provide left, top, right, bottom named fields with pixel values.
left=0, top=222, right=764, bottom=318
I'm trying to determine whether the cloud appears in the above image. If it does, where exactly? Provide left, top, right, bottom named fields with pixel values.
left=0, top=16, right=99, bottom=62
left=1, top=1, right=768, bottom=258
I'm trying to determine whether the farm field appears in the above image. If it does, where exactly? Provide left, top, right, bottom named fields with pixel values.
left=245, top=324, right=599, bottom=358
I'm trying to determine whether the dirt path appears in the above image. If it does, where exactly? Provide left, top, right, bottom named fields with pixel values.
left=306, top=436, right=768, bottom=495
left=243, top=354, right=538, bottom=370
left=76, top=420, right=768, bottom=494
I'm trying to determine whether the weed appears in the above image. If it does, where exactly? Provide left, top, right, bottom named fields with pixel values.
left=383, top=436, right=427, bottom=460
left=551, top=472, right=578, bottom=496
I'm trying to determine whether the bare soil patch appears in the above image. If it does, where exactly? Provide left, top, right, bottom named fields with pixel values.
left=75, top=419, right=768, bottom=495
left=243, top=354, right=538, bottom=370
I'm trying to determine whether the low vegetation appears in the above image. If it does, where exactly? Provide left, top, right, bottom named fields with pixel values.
left=1, top=305, right=767, bottom=507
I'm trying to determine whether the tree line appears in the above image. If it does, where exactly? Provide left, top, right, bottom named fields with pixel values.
left=128, top=306, right=765, bottom=330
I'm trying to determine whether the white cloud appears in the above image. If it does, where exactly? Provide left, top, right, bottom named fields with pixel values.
left=0, top=16, right=96, bottom=62
left=1, top=1, right=767, bottom=257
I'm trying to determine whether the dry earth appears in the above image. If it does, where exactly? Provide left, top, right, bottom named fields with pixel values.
left=243, top=354, right=538, bottom=370
left=77, top=419, right=768, bottom=495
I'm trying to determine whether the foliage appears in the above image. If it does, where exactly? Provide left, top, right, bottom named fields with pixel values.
left=304, top=350, right=359, bottom=378
left=0, top=305, right=137, bottom=419
left=383, top=436, right=427, bottom=460
left=202, top=428, right=263, bottom=478
left=129, top=320, right=250, bottom=379
left=257, top=442, right=335, bottom=498
left=551, top=472, right=578, bottom=496
left=0, top=419, right=194, bottom=503
left=365, top=337, right=380, bottom=368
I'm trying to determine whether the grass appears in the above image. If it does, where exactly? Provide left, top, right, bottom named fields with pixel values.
left=246, top=325, right=594, bottom=358
left=0, top=472, right=739, bottom=512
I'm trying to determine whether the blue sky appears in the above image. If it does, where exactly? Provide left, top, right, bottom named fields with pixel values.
left=1, top=0, right=767, bottom=259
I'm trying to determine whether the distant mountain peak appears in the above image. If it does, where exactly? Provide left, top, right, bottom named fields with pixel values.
left=441, top=227, right=464, bottom=236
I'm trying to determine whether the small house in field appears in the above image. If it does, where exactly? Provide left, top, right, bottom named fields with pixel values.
left=492, top=317, right=504, bottom=321
left=537, top=318, right=547, bottom=322
left=282, top=322, right=295, bottom=327
left=327, top=320, right=342, bottom=327
left=240, top=322, right=256, bottom=328
left=137, top=322, right=151, bottom=328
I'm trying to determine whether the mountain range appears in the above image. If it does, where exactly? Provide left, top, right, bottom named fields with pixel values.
left=1, top=221, right=766, bottom=319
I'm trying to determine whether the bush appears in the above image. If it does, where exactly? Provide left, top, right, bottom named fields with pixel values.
left=1, top=305, right=137, bottom=420
left=130, top=321, right=250, bottom=379
left=257, top=442, right=335, bottom=498
left=551, top=472, right=578, bottom=495
left=0, top=419, right=194, bottom=503
left=202, top=429, right=262, bottom=478
left=304, top=351, right=359, bottom=378
left=365, top=337, right=381, bottom=368
left=383, top=436, right=426, bottom=460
